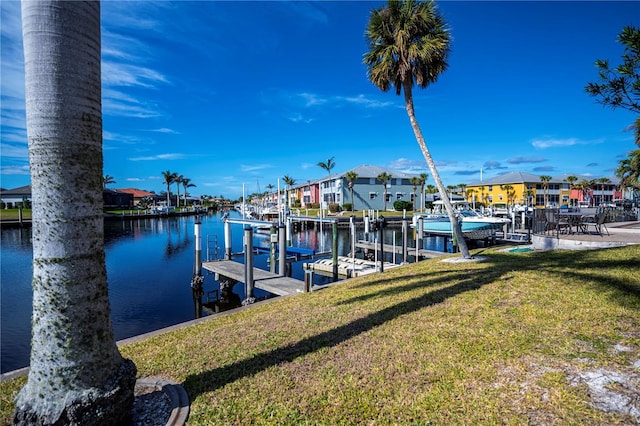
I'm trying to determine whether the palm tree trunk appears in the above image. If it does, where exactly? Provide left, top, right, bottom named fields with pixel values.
left=403, top=83, right=471, bottom=258
left=15, top=2, right=136, bottom=424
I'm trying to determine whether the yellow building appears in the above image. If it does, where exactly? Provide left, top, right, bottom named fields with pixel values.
left=465, top=172, right=568, bottom=209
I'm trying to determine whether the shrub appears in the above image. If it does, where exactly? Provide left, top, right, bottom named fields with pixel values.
left=394, top=200, right=414, bottom=211
left=342, top=203, right=353, bottom=212
left=328, top=203, right=341, bottom=213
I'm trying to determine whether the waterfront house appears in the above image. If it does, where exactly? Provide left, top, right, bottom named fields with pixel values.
left=115, top=188, right=159, bottom=206
left=318, top=164, right=420, bottom=211
left=0, top=185, right=32, bottom=208
left=466, top=172, right=621, bottom=209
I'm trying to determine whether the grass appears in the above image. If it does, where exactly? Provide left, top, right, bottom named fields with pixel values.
left=0, top=209, right=31, bottom=221
left=1, top=245, right=639, bottom=424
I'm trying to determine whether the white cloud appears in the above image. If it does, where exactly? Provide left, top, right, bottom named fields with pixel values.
left=531, top=137, right=602, bottom=149
left=129, top=153, right=187, bottom=161
left=148, top=128, right=179, bottom=134
left=240, top=164, right=272, bottom=172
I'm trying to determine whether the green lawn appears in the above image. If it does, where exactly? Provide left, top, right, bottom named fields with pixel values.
left=2, top=245, right=639, bottom=424
left=0, top=209, right=31, bottom=221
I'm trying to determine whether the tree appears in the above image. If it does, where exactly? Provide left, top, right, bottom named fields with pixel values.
left=377, top=172, right=392, bottom=211
left=616, top=154, right=640, bottom=192
left=364, top=0, right=471, bottom=258
left=283, top=175, right=296, bottom=209
left=539, top=175, right=552, bottom=206
left=500, top=184, right=515, bottom=208
left=419, top=173, right=428, bottom=212
left=182, top=177, right=196, bottom=206
left=345, top=171, right=359, bottom=211
left=409, top=176, right=421, bottom=210
left=585, top=26, right=639, bottom=138
left=174, top=174, right=184, bottom=208
left=565, top=175, right=578, bottom=206
left=162, top=169, right=176, bottom=207
left=103, top=174, right=116, bottom=188
left=586, top=25, right=640, bottom=184
left=14, top=2, right=136, bottom=423
left=577, top=178, right=594, bottom=206
left=317, top=157, right=336, bottom=204
left=597, top=177, right=612, bottom=205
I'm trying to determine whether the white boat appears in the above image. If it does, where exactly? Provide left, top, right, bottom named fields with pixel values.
left=414, top=200, right=510, bottom=239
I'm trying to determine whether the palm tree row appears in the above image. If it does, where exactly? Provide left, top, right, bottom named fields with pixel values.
left=161, top=170, right=196, bottom=208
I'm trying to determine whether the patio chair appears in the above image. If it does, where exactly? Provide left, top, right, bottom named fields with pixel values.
left=583, top=212, right=610, bottom=236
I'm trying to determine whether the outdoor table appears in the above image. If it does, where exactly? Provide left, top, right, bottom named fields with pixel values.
left=559, top=212, right=588, bottom=234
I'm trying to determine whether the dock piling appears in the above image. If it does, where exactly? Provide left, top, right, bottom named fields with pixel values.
left=224, top=220, right=232, bottom=260
left=269, top=224, right=277, bottom=273
left=243, top=226, right=255, bottom=304
left=304, top=270, right=313, bottom=292
left=278, top=224, right=286, bottom=277
left=332, top=221, right=338, bottom=282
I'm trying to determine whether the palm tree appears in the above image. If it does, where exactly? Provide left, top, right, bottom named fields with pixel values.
left=364, top=0, right=471, bottom=258
left=377, top=172, right=393, bottom=211
left=15, top=3, right=136, bottom=423
left=409, top=176, right=421, bottom=210
left=345, top=171, right=359, bottom=211
left=103, top=174, right=116, bottom=188
left=317, top=157, right=336, bottom=204
left=597, top=177, right=612, bottom=205
left=174, top=174, right=184, bottom=208
left=283, top=175, right=296, bottom=209
left=457, top=183, right=467, bottom=200
left=616, top=153, right=640, bottom=192
left=467, top=188, right=476, bottom=208
left=182, top=177, right=196, bottom=206
left=500, top=184, right=515, bottom=209
left=539, top=175, right=552, bottom=206
left=565, top=175, right=578, bottom=206
left=162, top=170, right=176, bottom=207
left=577, top=178, right=593, bottom=206
left=419, top=173, right=428, bottom=212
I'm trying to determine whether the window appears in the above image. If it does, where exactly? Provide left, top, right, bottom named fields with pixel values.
left=498, top=194, right=503, bottom=201
left=488, top=195, right=493, bottom=203
left=385, top=193, right=392, bottom=202
left=369, top=192, right=377, bottom=199
left=488, top=185, right=493, bottom=191
left=396, top=192, right=404, bottom=200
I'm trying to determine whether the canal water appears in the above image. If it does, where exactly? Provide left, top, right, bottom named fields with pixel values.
left=1, top=211, right=446, bottom=374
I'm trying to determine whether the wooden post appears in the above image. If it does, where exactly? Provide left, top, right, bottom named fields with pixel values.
left=402, top=218, right=408, bottom=264
left=243, top=226, right=254, bottom=303
left=278, top=223, right=286, bottom=277
left=378, top=216, right=385, bottom=272
left=194, top=220, right=202, bottom=275
left=332, top=221, right=338, bottom=282
left=417, top=216, right=424, bottom=260
left=304, top=270, right=313, bottom=292
left=269, top=224, right=277, bottom=273
left=224, top=220, right=232, bottom=260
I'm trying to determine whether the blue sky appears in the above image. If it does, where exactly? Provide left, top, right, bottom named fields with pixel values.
left=1, top=1, right=638, bottom=199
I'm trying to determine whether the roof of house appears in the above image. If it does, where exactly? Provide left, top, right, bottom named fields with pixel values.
left=467, top=172, right=542, bottom=186
left=0, top=185, right=32, bottom=196
left=338, top=164, right=418, bottom=180
left=115, top=188, right=156, bottom=198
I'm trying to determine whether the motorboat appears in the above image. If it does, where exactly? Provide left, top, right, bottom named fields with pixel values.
left=414, top=200, right=510, bottom=239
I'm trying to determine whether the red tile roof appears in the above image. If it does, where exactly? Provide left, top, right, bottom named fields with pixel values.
left=116, top=188, right=156, bottom=198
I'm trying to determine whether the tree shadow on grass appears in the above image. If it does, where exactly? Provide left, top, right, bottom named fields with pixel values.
left=182, top=268, right=499, bottom=399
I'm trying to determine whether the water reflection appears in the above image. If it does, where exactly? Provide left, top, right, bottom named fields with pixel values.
left=1, top=211, right=443, bottom=374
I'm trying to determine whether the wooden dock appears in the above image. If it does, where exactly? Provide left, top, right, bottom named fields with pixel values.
left=355, top=240, right=447, bottom=259
left=303, top=256, right=400, bottom=278
left=202, top=260, right=304, bottom=296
